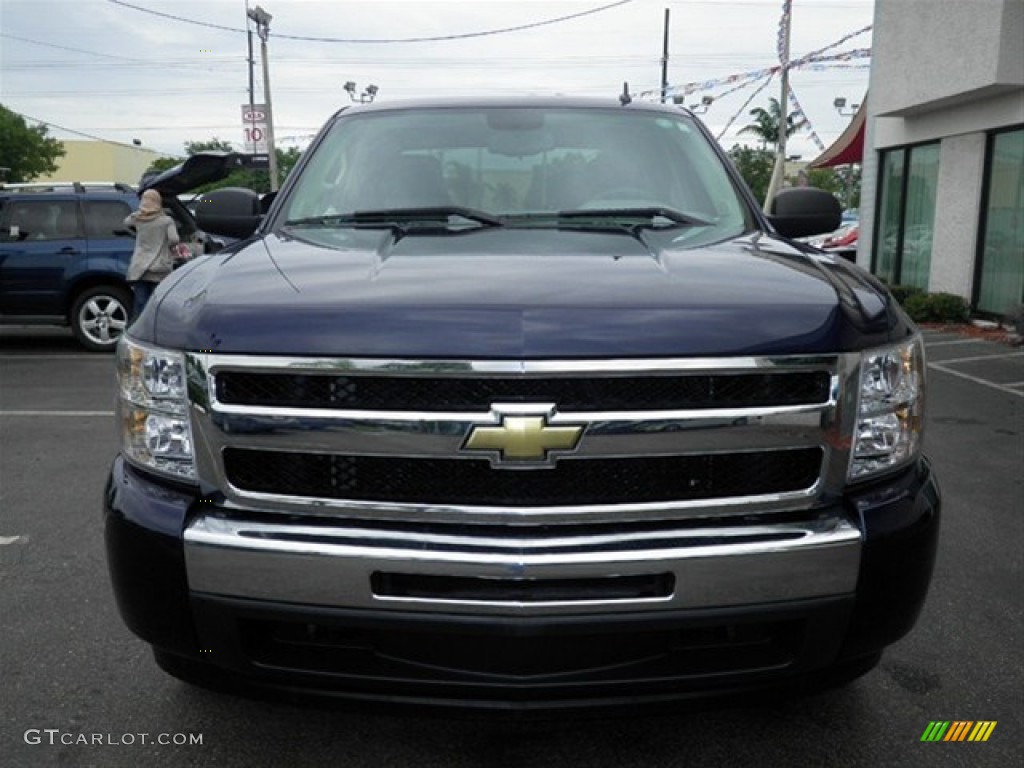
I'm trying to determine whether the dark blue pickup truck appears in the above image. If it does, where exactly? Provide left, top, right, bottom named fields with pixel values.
left=105, top=98, right=940, bottom=709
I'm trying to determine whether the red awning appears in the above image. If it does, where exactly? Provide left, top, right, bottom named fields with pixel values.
left=810, top=97, right=866, bottom=168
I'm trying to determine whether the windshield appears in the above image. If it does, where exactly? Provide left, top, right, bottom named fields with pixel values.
left=280, top=106, right=753, bottom=244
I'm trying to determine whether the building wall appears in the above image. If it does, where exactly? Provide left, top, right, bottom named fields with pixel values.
left=858, top=0, right=1024, bottom=311
left=874, top=91, right=1024, bottom=149
left=37, top=141, right=169, bottom=186
left=872, top=0, right=1023, bottom=117
left=929, top=134, right=987, bottom=296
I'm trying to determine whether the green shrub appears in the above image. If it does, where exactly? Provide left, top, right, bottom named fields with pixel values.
left=902, top=293, right=931, bottom=321
left=888, top=284, right=924, bottom=304
left=929, top=292, right=971, bottom=323
left=901, top=292, right=970, bottom=323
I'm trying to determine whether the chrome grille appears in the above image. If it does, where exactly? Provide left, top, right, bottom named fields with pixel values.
left=222, top=447, right=824, bottom=506
left=187, top=354, right=857, bottom=524
left=215, top=371, right=832, bottom=411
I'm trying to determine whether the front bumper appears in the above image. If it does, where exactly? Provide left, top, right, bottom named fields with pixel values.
left=105, top=456, right=940, bottom=707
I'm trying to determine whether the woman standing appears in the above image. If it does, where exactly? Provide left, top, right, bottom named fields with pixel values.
left=124, top=189, right=179, bottom=320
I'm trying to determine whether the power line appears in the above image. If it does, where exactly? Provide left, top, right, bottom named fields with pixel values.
left=105, top=0, right=242, bottom=34
left=105, top=0, right=634, bottom=43
left=4, top=87, right=248, bottom=97
left=5, top=108, right=184, bottom=158
left=0, top=31, right=771, bottom=70
left=0, top=32, right=162, bottom=63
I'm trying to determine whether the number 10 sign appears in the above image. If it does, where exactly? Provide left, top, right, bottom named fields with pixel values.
left=241, top=104, right=270, bottom=153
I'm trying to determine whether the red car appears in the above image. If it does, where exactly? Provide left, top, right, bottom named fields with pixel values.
left=820, top=223, right=858, bottom=261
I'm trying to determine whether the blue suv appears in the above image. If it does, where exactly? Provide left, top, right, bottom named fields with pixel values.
left=0, top=153, right=243, bottom=351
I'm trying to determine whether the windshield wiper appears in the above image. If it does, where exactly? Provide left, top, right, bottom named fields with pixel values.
left=554, top=207, right=713, bottom=228
left=283, top=206, right=503, bottom=230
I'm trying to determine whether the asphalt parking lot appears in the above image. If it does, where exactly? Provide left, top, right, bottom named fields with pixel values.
left=1, top=326, right=1021, bottom=768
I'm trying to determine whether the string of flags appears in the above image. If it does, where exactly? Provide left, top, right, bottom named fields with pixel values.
left=776, top=0, right=794, bottom=66
left=715, top=74, right=777, bottom=142
left=639, top=47, right=871, bottom=103
left=788, top=89, right=826, bottom=152
left=640, top=9, right=872, bottom=148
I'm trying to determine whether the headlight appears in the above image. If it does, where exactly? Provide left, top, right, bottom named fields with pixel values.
left=117, top=338, right=196, bottom=481
left=849, top=335, right=926, bottom=481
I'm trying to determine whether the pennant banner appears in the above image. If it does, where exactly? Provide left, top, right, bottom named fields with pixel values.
left=716, top=73, right=776, bottom=141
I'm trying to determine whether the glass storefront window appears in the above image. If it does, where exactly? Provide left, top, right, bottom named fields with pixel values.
left=875, top=149, right=905, bottom=284
left=900, top=145, right=940, bottom=289
left=872, top=143, right=940, bottom=290
left=976, top=128, right=1024, bottom=316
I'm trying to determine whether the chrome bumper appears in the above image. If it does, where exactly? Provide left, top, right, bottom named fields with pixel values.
left=184, top=513, right=861, bottom=616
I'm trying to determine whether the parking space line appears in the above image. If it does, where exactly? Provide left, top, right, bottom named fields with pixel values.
left=0, top=355, right=109, bottom=361
left=928, top=363, right=1024, bottom=397
left=923, top=338, right=988, bottom=347
left=929, top=351, right=1024, bottom=365
left=0, top=410, right=114, bottom=417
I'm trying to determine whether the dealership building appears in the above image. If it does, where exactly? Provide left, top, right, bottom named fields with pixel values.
left=36, top=140, right=166, bottom=187
left=853, top=0, right=1022, bottom=319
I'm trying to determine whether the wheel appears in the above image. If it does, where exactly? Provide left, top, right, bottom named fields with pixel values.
left=70, top=284, right=131, bottom=352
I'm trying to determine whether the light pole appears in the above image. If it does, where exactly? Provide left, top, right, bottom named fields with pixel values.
left=247, top=4, right=279, bottom=191
left=689, top=95, right=714, bottom=114
left=833, top=97, right=862, bottom=208
left=764, top=9, right=791, bottom=212
left=833, top=96, right=860, bottom=117
left=344, top=82, right=379, bottom=104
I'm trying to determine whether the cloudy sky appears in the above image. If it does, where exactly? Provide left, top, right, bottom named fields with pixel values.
left=0, top=0, right=873, bottom=159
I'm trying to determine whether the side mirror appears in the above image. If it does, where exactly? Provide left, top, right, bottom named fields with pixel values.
left=767, top=187, right=842, bottom=239
left=194, top=187, right=262, bottom=239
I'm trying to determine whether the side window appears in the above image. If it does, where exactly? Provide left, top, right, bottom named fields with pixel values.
left=83, top=200, right=134, bottom=239
left=0, top=200, right=79, bottom=242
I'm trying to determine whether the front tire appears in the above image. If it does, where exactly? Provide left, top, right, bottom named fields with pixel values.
left=70, top=284, right=130, bottom=352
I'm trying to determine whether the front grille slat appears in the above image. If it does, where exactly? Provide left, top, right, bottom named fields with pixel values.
left=223, top=447, right=823, bottom=506
left=215, top=371, right=831, bottom=412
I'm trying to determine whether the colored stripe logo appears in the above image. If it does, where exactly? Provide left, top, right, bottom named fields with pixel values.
left=921, top=721, right=997, bottom=742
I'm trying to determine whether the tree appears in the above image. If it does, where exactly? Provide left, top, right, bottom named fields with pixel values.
left=728, top=145, right=775, bottom=203
left=738, top=97, right=806, bottom=150
left=805, top=168, right=843, bottom=197
left=0, top=105, right=65, bottom=182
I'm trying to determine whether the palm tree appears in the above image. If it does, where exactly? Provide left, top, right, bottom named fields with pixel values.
left=739, top=97, right=806, bottom=150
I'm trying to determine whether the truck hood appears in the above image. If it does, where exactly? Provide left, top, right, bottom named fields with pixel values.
left=146, top=227, right=904, bottom=357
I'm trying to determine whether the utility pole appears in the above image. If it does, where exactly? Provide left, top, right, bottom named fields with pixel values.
left=247, top=4, right=279, bottom=192
left=247, top=26, right=256, bottom=115
left=660, top=8, right=670, bottom=103
left=764, top=8, right=791, bottom=212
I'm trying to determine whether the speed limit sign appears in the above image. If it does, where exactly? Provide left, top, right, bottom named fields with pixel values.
left=241, top=104, right=269, bottom=153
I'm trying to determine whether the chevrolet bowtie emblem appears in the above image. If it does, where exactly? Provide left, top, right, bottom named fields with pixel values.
left=463, top=408, right=584, bottom=466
